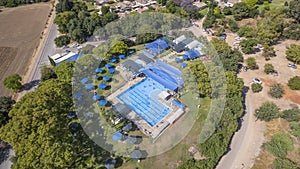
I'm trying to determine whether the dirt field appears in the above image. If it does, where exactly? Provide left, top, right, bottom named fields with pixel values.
left=0, top=3, right=51, bottom=96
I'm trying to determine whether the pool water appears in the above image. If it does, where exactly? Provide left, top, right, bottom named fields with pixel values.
left=117, top=77, right=171, bottom=126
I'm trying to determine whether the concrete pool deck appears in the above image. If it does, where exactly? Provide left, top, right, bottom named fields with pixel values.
left=107, top=76, right=186, bottom=139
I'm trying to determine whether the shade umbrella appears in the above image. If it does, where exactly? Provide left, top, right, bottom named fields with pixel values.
left=99, top=100, right=107, bottom=106
left=108, top=68, right=115, bottom=74
left=130, top=150, right=142, bottom=160
left=182, top=55, right=189, bottom=60
left=104, top=158, right=116, bottom=169
left=99, top=83, right=107, bottom=89
left=80, top=78, right=88, bottom=83
left=95, top=68, right=103, bottom=73
left=181, top=62, right=187, bottom=68
left=127, top=136, right=137, bottom=144
left=105, top=63, right=112, bottom=68
left=85, top=84, right=94, bottom=90
left=175, top=57, right=181, bottom=63
left=92, top=94, right=101, bottom=100
left=119, top=54, right=125, bottom=59
left=112, top=131, right=122, bottom=141
left=102, top=76, right=110, bottom=81
left=74, top=92, right=83, bottom=99
left=122, top=123, right=132, bottom=131
left=110, top=58, right=117, bottom=63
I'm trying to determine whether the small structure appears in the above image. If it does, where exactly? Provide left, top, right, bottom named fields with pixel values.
left=122, top=59, right=142, bottom=75
left=108, top=68, right=115, bottom=74
left=158, top=91, right=171, bottom=100
left=96, top=68, right=103, bottom=73
left=105, top=63, right=112, bottom=68
left=181, top=62, right=187, bottom=68
left=80, top=78, right=88, bottom=84
left=99, top=100, right=108, bottom=106
left=173, top=35, right=186, bottom=44
left=102, top=76, right=111, bottom=81
left=112, top=131, right=123, bottom=141
left=92, top=94, right=101, bottom=101
left=85, top=84, right=94, bottom=90
left=131, top=149, right=142, bottom=160
left=99, top=83, right=107, bottom=89
left=104, top=158, right=116, bottom=169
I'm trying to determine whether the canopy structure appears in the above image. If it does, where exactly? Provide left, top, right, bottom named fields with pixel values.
left=85, top=84, right=94, bottom=90
left=92, top=94, right=101, bottom=101
left=127, top=136, right=137, bottom=144
left=99, top=100, right=107, bottom=106
left=74, top=92, right=83, bottom=99
left=104, top=158, right=116, bottom=169
left=105, top=63, right=112, bottom=68
left=130, top=150, right=142, bottom=160
left=172, top=99, right=185, bottom=109
left=102, top=76, right=110, bottom=81
left=122, top=123, right=132, bottom=131
left=182, top=55, right=189, bottom=60
left=108, top=68, right=115, bottom=74
left=80, top=78, right=88, bottom=83
left=110, top=58, right=117, bottom=63
left=99, top=83, right=107, bottom=89
left=181, top=62, right=187, bottom=68
left=175, top=57, right=181, bottom=63
left=96, top=68, right=103, bottom=73
left=119, top=54, right=125, bottom=59
left=112, top=131, right=123, bottom=141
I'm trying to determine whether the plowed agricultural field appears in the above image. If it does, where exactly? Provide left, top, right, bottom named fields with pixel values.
left=0, top=3, right=51, bottom=96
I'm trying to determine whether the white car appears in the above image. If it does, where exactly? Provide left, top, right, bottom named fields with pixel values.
left=235, top=37, right=242, bottom=41
left=233, top=42, right=240, bottom=46
left=253, top=78, right=262, bottom=84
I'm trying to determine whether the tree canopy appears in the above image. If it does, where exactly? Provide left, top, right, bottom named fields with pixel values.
left=288, top=76, right=300, bottom=90
left=246, top=57, right=257, bottom=69
left=255, top=101, right=280, bottom=121
left=288, top=0, right=300, bottom=23
left=273, top=158, right=299, bottom=169
left=286, top=44, right=300, bottom=64
left=0, top=96, right=15, bottom=127
left=264, top=63, right=274, bottom=74
left=268, top=83, right=284, bottom=98
left=240, top=38, right=258, bottom=54
left=3, top=73, right=22, bottom=93
left=265, top=132, right=294, bottom=158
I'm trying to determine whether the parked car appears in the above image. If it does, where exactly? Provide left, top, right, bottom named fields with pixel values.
left=256, top=44, right=263, bottom=50
left=288, top=63, right=297, bottom=69
left=253, top=78, right=262, bottom=84
left=235, top=37, right=242, bottom=41
left=64, top=50, right=70, bottom=53
left=243, top=66, right=247, bottom=72
left=62, top=45, right=68, bottom=49
left=233, top=42, right=240, bottom=46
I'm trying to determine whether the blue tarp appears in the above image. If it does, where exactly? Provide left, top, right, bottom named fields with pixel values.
left=108, top=68, right=115, bottom=74
left=142, top=50, right=155, bottom=58
left=105, top=63, right=112, bottom=68
left=119, top=54, right=125, bottom=59
left=145, top=39, right=169, bottom=56
left=181, top=62, right=187, bottom=68
left=172, top=99, right=185, bottom=109
left=85, top=84, right=94, bottom=90
left=185, top=50, right=201, bottom=59
left=140, top=60, right=183, bottom=92
left=80, top=78, right=88, bottom=83
left=112, top=131, right=123, bottom=141
left=102, top=76, right=110, bottom=81
left=92, top=94, right=101, bottom=101
left=99, top=100, right=107, bottom=106
left=55, top=54, right=84, bottom=66
left=96, top=68, right=103, bottom=73
left=99, top=83, right=107, bottom=89
left=182, top=55, right=189, bottom=60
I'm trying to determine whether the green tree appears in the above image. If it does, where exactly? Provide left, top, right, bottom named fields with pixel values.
left=269, top=83, right=284, bottom=98
left=243, top=0, right=258, bottom=10
left=40, top=66, right=57, bottom=82
left=262, top=45, right=276, bottom=59
left=228, top=18, right=239, bottom=32
left=232, top=2, right=250, bottom=21
left=70, top=28, right=86, bottom=43
left=289, top=0, right=300, bottom=23
left=289, top=122, right=300, bottom=137
left=265, top=132, right=294, bottom=158
left=101, top=6, right=110, bottom=15
left=54, top=62, right=74, bottom=83
left=54, top=35, right=70, bottom=47
left=222, top=7, right=232, bottom=15
left=56, top=0, right=73, bottom=13
left=3, top=74, right=22, bottom=92
left=286, top=44, right=300, bottom=64
left=237, top=26, right=255, bottom=37
left=264, top=63, right=274, bottom=74
left=109, top=41, right=128, bottom=55
left=251, top=83, right=263, bottom=93
left=283, top=23, right=300, bottom=40
left=280, top=107, right=300, bottom=122
left=288, top=76, right=300, bottom=90
left=0, top=96, right=15, bottom=127
left=189, top=62, right=211, bottom=97
left=240, top=38, right=258, bottom=54
left=246, top=57, right=257, bottom=69
left=54, top=11, right=76, bottom=33
left=273, top=158, right=299, bottom=169
left=255, top=101, right=280, bottom=121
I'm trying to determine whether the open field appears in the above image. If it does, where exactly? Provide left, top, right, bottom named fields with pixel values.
left=0, top=3, right=51, bottom=96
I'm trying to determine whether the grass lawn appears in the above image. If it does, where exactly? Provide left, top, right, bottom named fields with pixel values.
left=258, top=0, right=291, bottom=12
left=199, top=7, right=208, bottom=16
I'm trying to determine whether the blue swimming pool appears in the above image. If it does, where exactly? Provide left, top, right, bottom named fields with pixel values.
left=117, top=77, right=171, bottom=126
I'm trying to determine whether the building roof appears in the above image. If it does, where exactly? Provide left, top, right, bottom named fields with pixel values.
left=137, top=53, right=154, bottom=65
left=173, top=38, right=193, bottom=52
left=158, top=91, right=171, bottom=100
left=173, top=35, right=186, bottom=44
left=186, top=40, right=202, bottom=50
left=122, top=59, right=142, bottom=74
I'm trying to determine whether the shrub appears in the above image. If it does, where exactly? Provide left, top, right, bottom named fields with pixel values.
left=246, top=57, right=257, bottom=69
left=54, top=35, right=70, bottom=47
left=286, top=44, right=300, bottom=64
left=264, top=63, right=274, bottom=74
left=255, top=101, right=280, bottom=121
left=288, top=76, right=300, bottom=90
left=265, top=132, right=293, bottom=158
left=228, top=18, right=239, bottom=32
left=273, top=158, right=298, bottom=169
left=251, top=83, right=263, bottom=93
left=269, top=83, right=284, bottom=98
left=222, top=7, right=232, bottom=15
left=280, top=107, right=300, bottom=122
left=289, top=122, right=300, bottom=137
left=237, top=26, right=255, bottom=37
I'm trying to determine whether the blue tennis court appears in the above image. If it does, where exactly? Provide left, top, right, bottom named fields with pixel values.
left=117, top=77, right=171, bottom=126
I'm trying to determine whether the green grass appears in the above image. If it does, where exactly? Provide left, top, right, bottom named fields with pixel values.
left=199, top=7, right=209, bottom=16
left=258, top=0, right=291, bottom=12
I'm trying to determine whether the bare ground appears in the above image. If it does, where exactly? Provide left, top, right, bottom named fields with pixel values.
left=0, top=3, right=51, bottom=96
